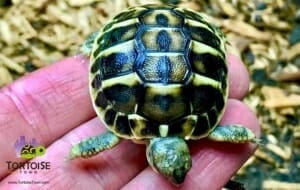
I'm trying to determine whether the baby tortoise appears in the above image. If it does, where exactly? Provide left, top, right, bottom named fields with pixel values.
left=69, top=4, right=259, bottom=184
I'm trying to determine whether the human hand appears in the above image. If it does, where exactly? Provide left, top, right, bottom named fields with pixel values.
left=0, top=54, right=260, bottom=190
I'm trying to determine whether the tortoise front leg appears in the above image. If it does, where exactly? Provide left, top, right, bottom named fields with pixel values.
left=68, top=131, right=120, bottom=160
left=80, top=31, right=100, bottom=56
left=208, top=124, right=260, bottom=144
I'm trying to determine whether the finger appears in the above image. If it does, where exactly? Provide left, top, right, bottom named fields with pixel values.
left=0, top=56, right=95, bottom=179
left=227, top=54, right=250, bottom=99
left=122, top=99, right=260, bottom=190
left=0, top=117, right=148, bottom=189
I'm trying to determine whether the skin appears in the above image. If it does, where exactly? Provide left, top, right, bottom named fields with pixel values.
left=146, top=137, right=192, bottom=184
left=0, top=54, right=260, bottom=190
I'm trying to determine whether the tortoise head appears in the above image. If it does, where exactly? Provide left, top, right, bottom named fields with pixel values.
left=146, top=137, right=192, bottom=184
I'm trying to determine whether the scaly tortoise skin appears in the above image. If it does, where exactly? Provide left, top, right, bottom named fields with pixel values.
left=69, top=4, right=258, bottom=184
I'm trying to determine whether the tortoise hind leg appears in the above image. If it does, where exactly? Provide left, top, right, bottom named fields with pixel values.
left=68, top=131, right=120, bottom=160
left=208, top=124, right=261, bottom=144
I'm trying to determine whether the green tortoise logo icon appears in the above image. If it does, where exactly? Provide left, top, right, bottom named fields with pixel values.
left=14, top=136, right=46, bottom=159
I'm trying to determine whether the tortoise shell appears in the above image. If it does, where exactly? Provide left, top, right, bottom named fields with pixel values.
left=89, top=4, right=227, bottom=140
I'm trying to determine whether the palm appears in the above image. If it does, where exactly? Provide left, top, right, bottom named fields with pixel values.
left=0, top=55, right=259, bottom=190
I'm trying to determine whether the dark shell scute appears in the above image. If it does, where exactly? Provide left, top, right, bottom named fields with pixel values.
left=192, top=115, right=210, bottom=136
left=91, top=74, right=102, bottom=89
left=104, top=84, right=132, bottom=103
left=189, top=26, right=222, bottom=54
left=104, top=109, right=117, bottom=125
left=90, top=59, right=101, bottom=73
left=97, top=24, right=139, bottom=51
left=168, top=118, right=196, bottom=136
left=141, top=122, right=159, bottom=136
left=215, top=93, right=225, bottom=111
left=95, top=92, right=108, bottom=109
left=168, top=122, right=184, bottom=136
left=98, top=51, right=137, bottom=79
left=106, top=84, right=143, bottom=103
left=115, top=115, right=131, bottom=135
left=103, top=84, right=142, bottom=114
left=189, top=52, right=227, bottom=82
left=187, top=85, right=220, bottom=114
